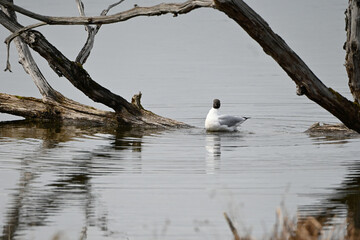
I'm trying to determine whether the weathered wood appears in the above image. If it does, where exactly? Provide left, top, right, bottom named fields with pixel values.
left=306, top=122, right=358, bottom=138
left=0, top=93, right=188, bottom=128
left=75, top=0, right=96, bottom=64
left=2, top=0, right=360, bottom=132
left=0, top=5, right=190, bottom=128
left=0, top=93, right=117, bottom=125
left=214, top=0, right=360, bottom=133
left=345, top=0, right=360, bottom=103
left=74, top=0, right=125, bottom=64
left=12, top=38, right=64, bottom=101
left=2, top=0, right=63, bottom=101
left=0, top=0, right=215, bottom=25
left=0, top=10, right=139, bottom=115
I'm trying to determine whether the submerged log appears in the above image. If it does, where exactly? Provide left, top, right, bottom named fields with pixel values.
left=305, top=122, right=359, bottom=138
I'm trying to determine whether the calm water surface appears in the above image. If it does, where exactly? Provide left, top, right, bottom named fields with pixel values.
left=1, top=0, right=360, bottom=239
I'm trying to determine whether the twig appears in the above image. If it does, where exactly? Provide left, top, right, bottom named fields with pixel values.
left=5, top=22, right=46, bottom=44
left=74, top=0, right=126, bottom=64
left=4, top=41, right=12, bottom=72
left=75, top=0, right=90, bottom=31
left=75, top=0, right=94, bottom=63
left=224, top=212, right=241, bottom=240
left=101, top=0, right=126, bottom=16
left=97, top=0, right=126, bottom=31
left=4, top=22, right=46, bottom=72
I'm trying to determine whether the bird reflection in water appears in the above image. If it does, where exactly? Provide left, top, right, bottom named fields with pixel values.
left=205, top=133, right=221, bottom=174
left=205, top=132, right=246, bottom=174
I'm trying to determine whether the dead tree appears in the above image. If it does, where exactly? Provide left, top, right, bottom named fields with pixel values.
left=214, top=0, right=360, bottom=132
left=345, top=0, right=360, bottom=104
left=1, top=0, right=360, bottom=132
left=0, top=0, right=194, bottom=128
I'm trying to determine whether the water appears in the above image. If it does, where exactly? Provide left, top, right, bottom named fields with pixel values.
left=1, top=0, right=359, bottom=239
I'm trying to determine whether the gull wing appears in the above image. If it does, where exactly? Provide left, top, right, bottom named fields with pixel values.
left=218, top=115, right=248, bottom=127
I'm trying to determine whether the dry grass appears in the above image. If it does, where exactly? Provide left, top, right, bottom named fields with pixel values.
left=224, top=208, right=359, bottom=240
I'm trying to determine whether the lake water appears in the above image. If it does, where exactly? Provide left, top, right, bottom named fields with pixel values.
left=1, top=0, right=360, bottom=239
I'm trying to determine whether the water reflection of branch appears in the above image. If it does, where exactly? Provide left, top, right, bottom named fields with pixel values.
left=1, top=156, right=94, bottom=240
left=0, top=120, right=113, bottom=145
left=0, top=120, right=164, bottom=239
left=1, top=169, right=34, bottom=240
left=298, top=161, right=360, bottom=234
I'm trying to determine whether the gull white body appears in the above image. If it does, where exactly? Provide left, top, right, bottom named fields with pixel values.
left=205, top=99, right=248, bottom=132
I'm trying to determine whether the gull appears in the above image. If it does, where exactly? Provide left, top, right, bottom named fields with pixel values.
left=205, top=99, right=249, bottom=132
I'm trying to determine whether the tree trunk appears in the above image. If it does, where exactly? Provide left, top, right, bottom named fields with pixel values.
left=214, top=0, right=360, bottom=133
left=345, top=0, right=360, bottom=104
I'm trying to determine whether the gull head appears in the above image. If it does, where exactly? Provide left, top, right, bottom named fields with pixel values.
left=213, top=99, right=221, bottom=109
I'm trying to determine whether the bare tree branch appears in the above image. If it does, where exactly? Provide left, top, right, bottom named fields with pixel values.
left=214, top=0, right=360, bottom=132
left=1, top=0, right=213, bottom=66
left=1, top=0, right=359, bottom=131
left=0, top=2, right=190, bottom=127
left=74, top=0, right=126, bottom=64
left=97, top=0, right=126, bottom=32
left=75, top=27, right=96, bottom=64
left=4, top=22, right=46, bottom=70
left=0, top=0, right=214, bottom=25
left=4, top=38, right=12, bottom=72
left=2, top=0, right=63, bottom=101
left=0, top=10, right=139, bottom=115
left=101, top=0, right=126, bottom=17
left=75, top=0, right=96, bottom=64
left=75, top=0, right=90, bottom=30
left=5, top=22, right=47, bottom=45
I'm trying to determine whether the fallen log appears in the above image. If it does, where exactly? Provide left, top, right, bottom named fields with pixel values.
left=0, top=92, right=189, bottom=128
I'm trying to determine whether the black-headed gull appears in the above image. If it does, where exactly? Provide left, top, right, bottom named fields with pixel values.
left=205, top=99, right=249, bottom=132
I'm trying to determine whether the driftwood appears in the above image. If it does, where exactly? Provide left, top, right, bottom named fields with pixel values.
left=0, top=93, right=116, bottom=125
left=306, top=122, right=358, bottom=137
left=0, top=7, right=188, bottom=128
left=0, top=0, right=206, bottom=128
left=0, top=92, right=187, bottom=128
left=1, top=0, right=360, bottom=131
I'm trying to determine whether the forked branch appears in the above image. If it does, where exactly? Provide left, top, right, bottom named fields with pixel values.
left=75, top=0, right=126, bottom=64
